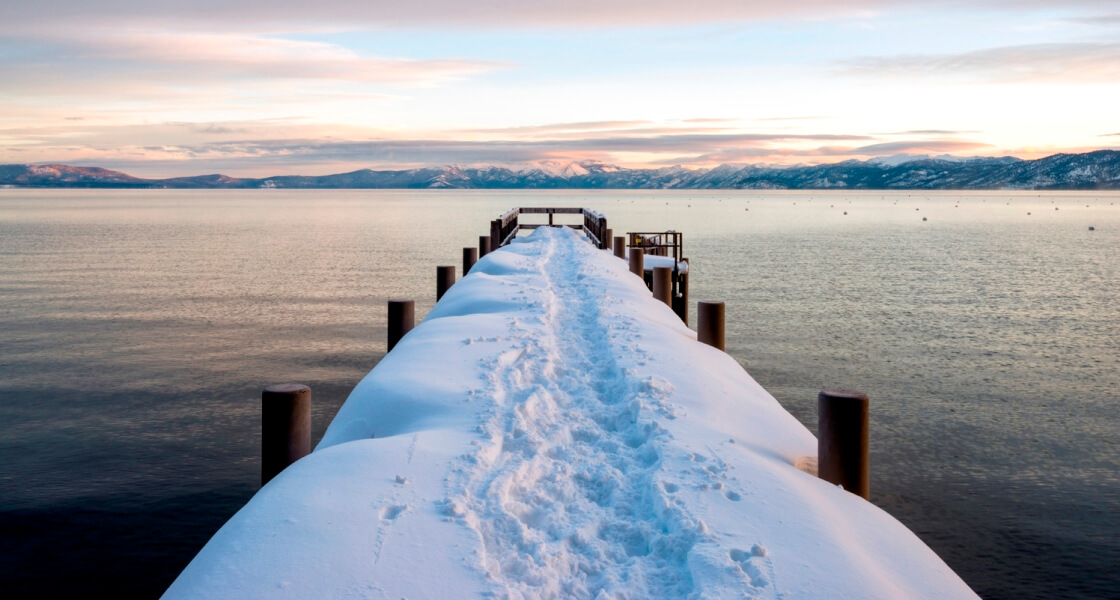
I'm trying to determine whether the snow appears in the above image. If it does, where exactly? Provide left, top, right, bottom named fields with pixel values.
left=869, top=153, right=987, bottom=167
left=517, top=160, right=591, bottom=179
left=637, top=253, right=689, bottom=273
left=164, top=227, right=978, bottom=599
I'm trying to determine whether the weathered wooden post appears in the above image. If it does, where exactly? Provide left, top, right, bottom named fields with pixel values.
left=672, top=260, right=689, bottom=325
left=604, top=228, right=614, bottom=251
left=387, top=299, right=414, bottom=352
left=548, top=212, right=554, bottom=227
left=261, top=383, right=311, bottom=486
left=818, top=389, right=870, bottom=499
left=629, top=247, right=644, bottom=277
left=436, top=266, right=455, bottom=300
left=491, top=219, right=502, bottom=249
left=463, top=247, right=478, bottom=275
left=598, top=217, right=608, bottom=249
left=697, top=301, right=724, bottom=351
left=479, top=235, right=492, bottom=257
left=653, top=266, right=672, bottom=306
left=614, top=236, right=626, bottom=259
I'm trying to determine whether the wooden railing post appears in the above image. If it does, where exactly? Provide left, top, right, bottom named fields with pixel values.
left=697, top=301, right=724, bottom=351
left=261, top=384, right=311, bottom=486
left=387, top=299, right=414, bottom=351
left=479, top=235, right=492, bottom=257
left=491, top=219, right=502, bottom=248
left=818, top=389, right=870, bottom=499
left=614, top=236, right=625, bottom=259
left=436, top=266, right=455, bottom=300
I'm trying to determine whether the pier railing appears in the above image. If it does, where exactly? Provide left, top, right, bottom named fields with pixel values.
left=491, top=207, right=610, bottom=250
left=628, top=231, right=682, bottom=262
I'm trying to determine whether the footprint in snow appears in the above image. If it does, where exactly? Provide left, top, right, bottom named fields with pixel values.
left=379, top=504, right=408, bottom=520
left=730, top=545, right=771, bottom=588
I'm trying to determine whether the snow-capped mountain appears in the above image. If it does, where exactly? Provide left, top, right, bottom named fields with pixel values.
left=2, top=150, right=1118, bottom=190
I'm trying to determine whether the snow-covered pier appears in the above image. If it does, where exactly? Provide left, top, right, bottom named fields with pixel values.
left=165, top=224, right=977, bottom=599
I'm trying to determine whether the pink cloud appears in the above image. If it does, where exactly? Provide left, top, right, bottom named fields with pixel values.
left=838, top=42, right=1120, bottom=83
left=6, top=31, right=508, bottom=87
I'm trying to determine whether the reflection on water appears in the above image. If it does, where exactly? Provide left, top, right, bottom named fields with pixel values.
left=1, top=189, right=1117, bottom=598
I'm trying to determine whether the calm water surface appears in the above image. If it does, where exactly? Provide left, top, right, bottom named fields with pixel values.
left=1, top=190, right=1117, bottom=598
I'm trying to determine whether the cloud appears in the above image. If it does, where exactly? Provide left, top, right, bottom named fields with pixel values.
left=837, top=42, right=1120, bottom=83
left=465, top=121, right=655, bottom=135
left=170, top=122, right=252, bottom=135
left=648, top=139, right=994, bottom=165
left=2, top=129, right=880, bottom=176
left=756, top=116, right=827, bottom=122
left=647, top=147, right=789, bottom=164
left=1067, top=14, right=1120, bottom=26
left=0, top=32, right=507, bottom=90
left=9, top=1, right=1119, bottom=33
left=849, top=140, right=991, bottom=154
left=1102, top=132, right=1120, bottom=137
left=203, top=132, right=873, bottom=157
left=0, top=1, right=918, bottom=32
left=876, top=129, right=980, bottom=135
left=681, top=118, right=739, bottom=123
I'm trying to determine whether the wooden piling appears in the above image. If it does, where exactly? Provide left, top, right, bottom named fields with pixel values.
left=629, top=248, right=644, bottom=277
left=818, top=389, right=870, bottom=499
left=653, top=266, right=672, bottom=306
left=604, top=228, right=613, bottom=250
left=387, top=299, right=415, bottom=352
left=261, top=383, right=311, bottom=486
left=491, top=219, right=502, bottom=249
left=436, top=266, right=455, bottom=301
left=697, top=301, right=724, bottom=351
left=672, top=262, right=689, bottom=325
left=479, top=235, right=492, bottom=257
left=463, top=247, right=478, bottom=275
left=614, top=236, right=625, bottom=259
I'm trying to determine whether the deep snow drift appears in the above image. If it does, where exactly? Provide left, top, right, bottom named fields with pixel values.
left=165, top=226, right=977, bottom=599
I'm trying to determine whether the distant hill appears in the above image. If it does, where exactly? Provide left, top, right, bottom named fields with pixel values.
left=3, top=150, right=1119, bottom=190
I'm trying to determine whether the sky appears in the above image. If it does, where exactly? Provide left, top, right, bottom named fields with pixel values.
left=1, top=0, right=1118, bottom=177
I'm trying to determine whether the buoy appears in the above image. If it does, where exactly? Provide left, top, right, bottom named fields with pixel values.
left=922, top=217, right=927, bottom=221
left=843, top=211, right=848, bottom=215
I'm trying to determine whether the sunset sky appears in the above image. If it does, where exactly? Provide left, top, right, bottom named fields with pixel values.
left=1, top=1, right=1118, bottom=177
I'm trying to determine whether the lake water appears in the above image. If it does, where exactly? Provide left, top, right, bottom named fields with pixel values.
left=1, top=189, right=1117, bottom=598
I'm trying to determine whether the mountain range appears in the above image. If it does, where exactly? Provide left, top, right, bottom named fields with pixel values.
left=2, top=150, right=1119, bottom=190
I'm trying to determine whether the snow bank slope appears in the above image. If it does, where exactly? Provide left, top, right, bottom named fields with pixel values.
left=165, top=226, right=977, bottom=599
